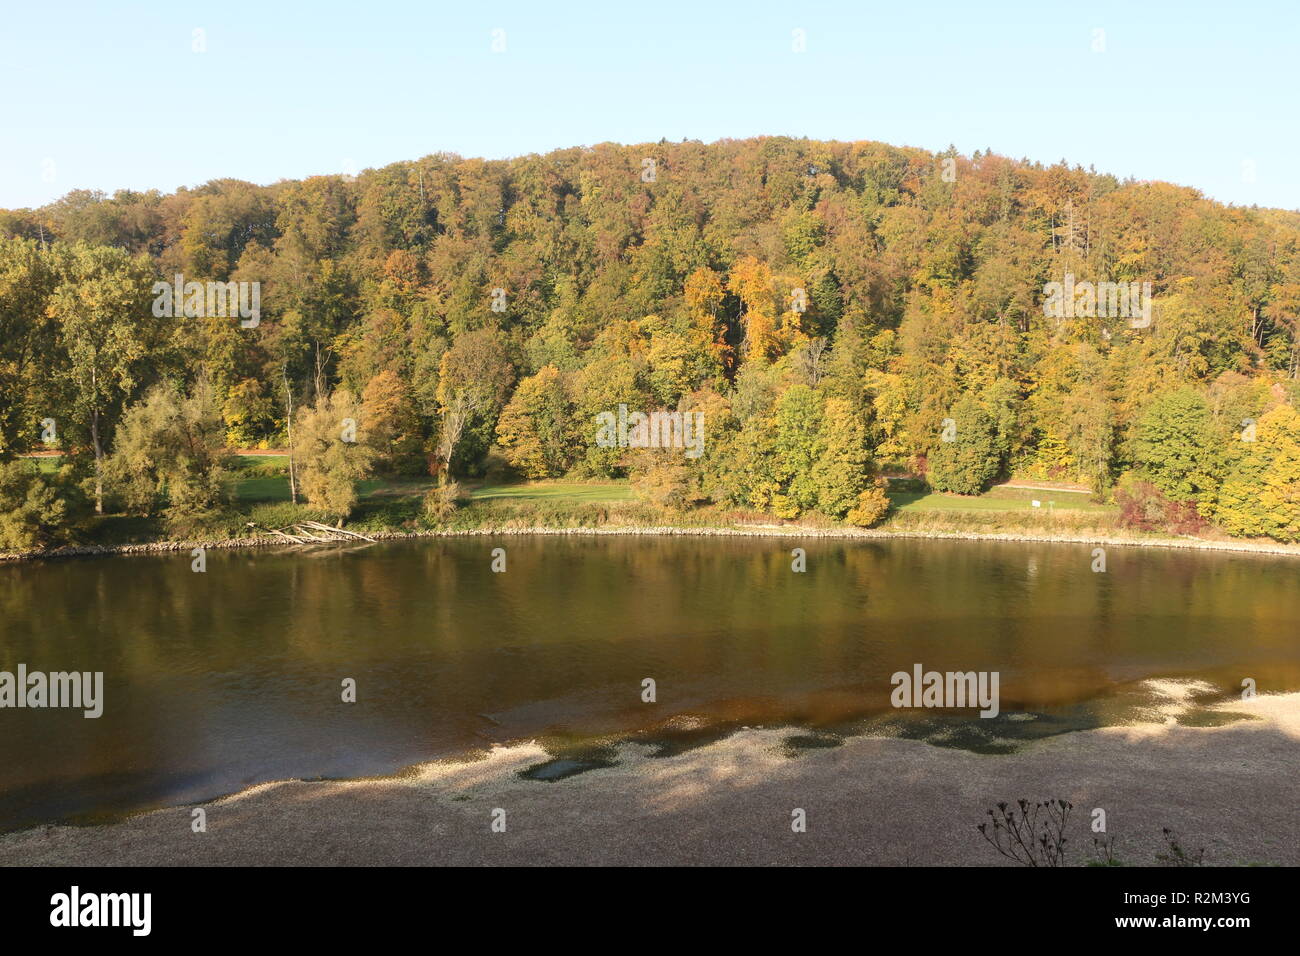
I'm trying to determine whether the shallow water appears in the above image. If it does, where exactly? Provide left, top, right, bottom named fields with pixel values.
left=1, top=536, right=1298, bottom=831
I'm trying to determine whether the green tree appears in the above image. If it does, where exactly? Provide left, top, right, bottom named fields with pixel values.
left=47, top=243, right=166, bottom=513
left=770, top=385, right=825, bottom=516
left=928, top=393, right=1000, bottom=494
left=106, top=380, right=236, bottom=521
left=0, top=238, right=58, bottom=456
left=0, top=460, right=78, bottom=552
left=435, top=328, right=515, bottom=476
left=1133, top=388, right=1223, bottom=507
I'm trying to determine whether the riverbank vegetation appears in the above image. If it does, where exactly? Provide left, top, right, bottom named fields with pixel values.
left=4, top=137, right=1300, bottom=553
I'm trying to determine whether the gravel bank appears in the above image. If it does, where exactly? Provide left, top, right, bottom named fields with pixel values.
left=3, top=693, right=1295, bottom=866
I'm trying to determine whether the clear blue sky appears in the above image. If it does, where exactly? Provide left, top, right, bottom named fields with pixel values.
left=3, top=0, right=1297, bottom=210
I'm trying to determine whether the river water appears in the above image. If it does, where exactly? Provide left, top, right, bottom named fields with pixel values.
left=1, top=536, right=1297, bottom=832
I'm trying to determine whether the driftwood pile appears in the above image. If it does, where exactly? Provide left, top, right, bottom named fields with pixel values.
left=262, top=520, right=376, bottom=544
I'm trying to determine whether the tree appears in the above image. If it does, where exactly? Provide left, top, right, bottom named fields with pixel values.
left=0, top=238, right=58, bottom=456
left=811, top=398, right=872, bottom=517
left=15, top=138, right=1300, bottom=542
left=434, top=328, right=514, bottom=476
left=728, top=256, right=782, bottom=366
left=684, top=267, right=732, bottom=374
left=361, top=369, right=424, bottom=475
left=1216, top=405, right=1300, bottom=540
left=770, top=385, right=825, bottom=516
left=106, top=380, right=235, bottom=521
left=294, top=389, right=377, bottom=520
left=495, top=365, right=579, bottom=478
left=46, top=243, right=166, bottom=513
left=928, top=393, right=1000, bottom=494
left=846, top=482, right=891, bottom=527
left=1132, top=388, right=1223, bottom=508
left=222, top=377, right=277, bottom=448
left=630, top=448, right=704, bottom=511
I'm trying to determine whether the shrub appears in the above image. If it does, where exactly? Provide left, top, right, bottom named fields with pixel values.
left=1115, top=474, right=1207, bottom=535
left=246, top=502, right=335, bottom=530
left=236, top=458, right=290, bottom=479
left=0, top=460, right=78, bottom=552
left=846, top=483, right=890, bottom=527
left=423, top=479, right=462, bottom=521
left=1115, top=476, right=1167, bottom=531
left=977, top=799, right=1073, bottom=867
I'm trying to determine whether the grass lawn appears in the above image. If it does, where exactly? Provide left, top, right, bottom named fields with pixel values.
left=234, top=454, right=289, bottom=468
left=469, top=482, right=634, bottom=502
left=232, top=474, right=634, bottom=507
left=27, top=448, right=1115, bottom=522
left=889, top=485, right=1113, bottom=513
left=233, top=477, right=292, bottom=502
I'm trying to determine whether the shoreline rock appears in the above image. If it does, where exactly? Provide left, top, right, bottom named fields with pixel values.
left=5, top=523, right=1300, bottom=563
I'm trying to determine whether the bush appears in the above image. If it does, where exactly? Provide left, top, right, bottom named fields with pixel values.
left=1115, top=474, right=1207, bottom=535
left=235, top=458, right=290, bottom=479
left=846, top=483, right=890, bottom=527
left=422, top=479, right=462, bottom=521
left=246, top=502, right=335, bottom=530
left=630, top=452, right=705, bottom=512
left=1115, top=476, right=1168, bottom=531
left=977, top=799, right=1073, bottom=867
left=885, top=476, right=927, bottom=493
left=161, top=507, right=245, bottom=540
left=0, top=460, right=79, bottom=552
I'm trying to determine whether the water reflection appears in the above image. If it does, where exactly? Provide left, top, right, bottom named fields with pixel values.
left=1, top=536, right=1297, bottom=831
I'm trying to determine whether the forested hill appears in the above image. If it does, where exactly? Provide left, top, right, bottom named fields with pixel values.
left=4, top=137, right=1300, bottom=542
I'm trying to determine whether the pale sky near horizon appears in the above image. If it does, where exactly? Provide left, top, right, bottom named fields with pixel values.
left=2, top=0, right=1297, bottom=211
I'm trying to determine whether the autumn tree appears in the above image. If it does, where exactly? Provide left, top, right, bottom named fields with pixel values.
left=495, top=365, right=579, bottom=478
left=1215, top=405, right=1300, bottom=540
left=361, top=369, right=424, bottom=475
left=294, top=389, right=377, bottom=520
left=810, top=398, right=872, bottom=517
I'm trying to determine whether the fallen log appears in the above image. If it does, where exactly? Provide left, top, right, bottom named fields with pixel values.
left=260, top=522, right=377, bottom=545
left=298, top=521, right=376, bottom=542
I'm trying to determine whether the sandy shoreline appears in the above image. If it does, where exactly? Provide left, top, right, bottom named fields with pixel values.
left=3, top=691, right=1296, bottom=866
left=6, top=522, right=1300, bottom=563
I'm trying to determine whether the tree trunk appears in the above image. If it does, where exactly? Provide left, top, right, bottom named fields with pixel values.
left=91, top=407, right=104, bottom=515
left=283, top=367, right=298, bottom=504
